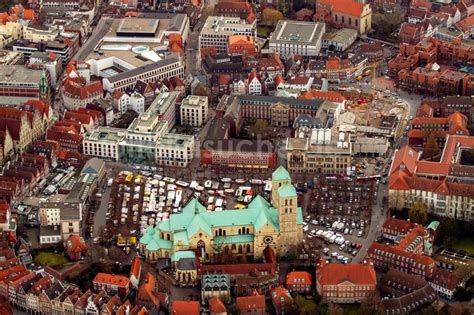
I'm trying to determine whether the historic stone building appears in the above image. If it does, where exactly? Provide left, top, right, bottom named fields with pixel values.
left=139, top=166, right=303, bottom=262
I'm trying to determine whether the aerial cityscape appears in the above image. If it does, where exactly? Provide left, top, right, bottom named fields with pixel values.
left=0, top=0, right=472, bottom=314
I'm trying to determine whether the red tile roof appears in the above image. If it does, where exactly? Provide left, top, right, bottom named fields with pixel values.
left=130, top=256, right=141, bottom=280
left=456, top=15, right=474, bottom=33
left=319, top=0, right=367, bottom=17
left=271, top=286, right=293, bottom=307
left=217, top=74, right=231, bottom=86
left=397, top=225, right=425, bottom=251
left=64, top=111, right=94, bottom=125
left=22, top=9, right=34, bottom=20
left=286, top=76, right=311, bottom=85
left=430, top=269, right=460, bottom=291
left=415, top=161, right=450, bottom=176
left=228, top=34, right=254, bottom=46
left=208, top=296, right=226, bottom=314
left=22, top=99, right=50, bottom=118
left=440, top=135, right=474, bottom=164
left=411, top=116, right=448, bottom=126
left=390, top=146, right=420, bottom=176
left=171, top=300, right=199, bottom=315
left=236, top=291, right=265, bottom=312
left=64, top=235, right=87, bottom=253
left=417, top=104, right=434, bottom=117
left=317, top=260, right=376, bottom=286
left=326, top=57, right=341, bottom=70
left=299, top=90, right=345, bottom=103
left=257, top=53, right=284, bottom=71
left=93, top=273, right=130, bottom=287
left=368, top=242, right=435, bottom=271
left=63, top=77, right=102, bottom=100
left=286, top=271, right=312, bottom=286
left=382, top=218, right=415, bottom=235
left=137, top=273, right=165, bottom=308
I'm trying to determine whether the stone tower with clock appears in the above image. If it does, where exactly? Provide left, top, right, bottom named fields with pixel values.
left=271, top=166, right=301, bottom=255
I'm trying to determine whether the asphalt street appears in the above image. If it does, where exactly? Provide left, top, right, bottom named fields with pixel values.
left=74, top=17, right=112, bottom=61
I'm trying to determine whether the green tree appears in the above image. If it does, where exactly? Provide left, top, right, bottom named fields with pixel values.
left=248, top=119, right=276, bottom=140
left=359, top=292, right=383, bottom=315
left=388, top=190, right=405, bottom=210
left=420, top=305, right=442, bottom=315
left=408, top=202, right=428, bottom=224
left=439, top=218, right=460, bottom=245
left=262, top=8, right=284, bottom=26
left=295, top=295, right=318, bottom=315
left=327, top=302, right=343, bottom=315
left=453, top=287, right=473, bottom=301
left=193, top=82, right=211, bottom=103
left=461, top=220, right=474, bottom=238
left=372, top=12, right=405, bottom=40
left=423, top=133, right=440, bottom=159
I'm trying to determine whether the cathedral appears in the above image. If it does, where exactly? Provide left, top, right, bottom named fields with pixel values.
left=139, top=166, right=303, bottom=262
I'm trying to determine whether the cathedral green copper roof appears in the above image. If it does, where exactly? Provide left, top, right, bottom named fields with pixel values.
left=272, top=165, right=291, bottom=181
left=278, top=183, right=297, bottom=198
left=214, top=234, right=254, bottom=244
left=171, top=250, right=196, bottom=262
left=139, top=187, right=303, bottom=251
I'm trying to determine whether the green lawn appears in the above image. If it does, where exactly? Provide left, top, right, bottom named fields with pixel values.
left=340, top=304, right=362, bottom=315
left=453, top=238, right=474, bottom=254
left=35, top=252, right=69, bottom=268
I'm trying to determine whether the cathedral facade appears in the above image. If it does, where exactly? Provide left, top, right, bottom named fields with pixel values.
left=139, top=166, right=303, bottom=262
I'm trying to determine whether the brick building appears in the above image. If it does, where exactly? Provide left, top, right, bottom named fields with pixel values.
left=316, top=259, right=377, bottom=303
left=367, top=242, right=436, bottom=278
left=382, top=218, right=416, bottom=241
left=408, top=112, right=469, bottom=148
left=92, top=273, right=130, bottom=299
left=228, top=35, right=256, bottom=56
left=316, top=0, right=372, bottom=34
left=285, top=271, right=312, bottom=294
left=236, top=291, right=265, bottom=314
left=214, top=0, right=256, bottom=24
left=388, top=136, right=474, bottom=220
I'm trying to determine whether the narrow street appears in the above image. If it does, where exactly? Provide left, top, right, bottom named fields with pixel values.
left=354, top=181, right=388, bottom=262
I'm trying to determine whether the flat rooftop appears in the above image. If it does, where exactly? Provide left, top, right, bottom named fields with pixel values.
left=0, top=65, right=43, bottom=84
left=157, top=133, right=194, bottom=148
left=201, top=16, right=255, bottom=36
left=84, top=16, right=182, bottom=68
left=85, top=127, right=125, bottom=143
left=117, top=18, right=160, bottom=35
left=270, top=20, right=324, bottom=44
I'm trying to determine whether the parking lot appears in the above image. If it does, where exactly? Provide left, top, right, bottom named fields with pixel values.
left=310, top=175, right=378, bottom=217
left=302, top=174, right=386, bottom=264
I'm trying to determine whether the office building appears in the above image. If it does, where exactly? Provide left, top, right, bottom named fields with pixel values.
left=199, top=16, right=256, bottom=55
left=269, top=20, right=325, bottom=59
left=180, top=95, right=208, bottom=127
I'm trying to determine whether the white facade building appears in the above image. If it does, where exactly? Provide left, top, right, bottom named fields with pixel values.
left=83, top=127, right=126, bottom=161
left=180, top=95, right=208, bottom=127
left=248, top=76, right=262, bottom=95
left=269, top=21, right=325, bottom=59
left=156, top=133, right=195, bottom=167
left=199, top=16, right=256, bottom=55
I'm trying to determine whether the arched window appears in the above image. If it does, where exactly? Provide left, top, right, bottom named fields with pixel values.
left=166, top=234, right=170, bottom=240
left=238, top=228, right=241, bottom=235
left=223, top=230, right=226, bottom=236
left=246, top=244, right=251, bottom=253
left=238, top=245, right=243, bottom=254
left=246, top=228, right=250, bottom=234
